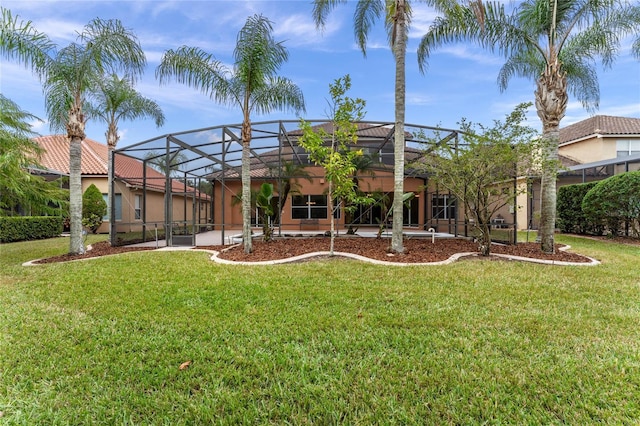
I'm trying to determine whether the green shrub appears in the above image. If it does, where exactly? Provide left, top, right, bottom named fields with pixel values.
left=582, top=171, right=640, bottom=237
left=0, top=216, right=63, bottom=243
left=557, top=181, right=600, bottom=234
left=82, top=184, right=107, bottom=234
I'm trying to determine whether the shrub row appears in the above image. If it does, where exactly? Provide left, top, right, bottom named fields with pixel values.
left=557, top=171, right=640, bottom=236
left=557, top=182, right=599, bottom=234
left=0, top=216, right=63, bottom=243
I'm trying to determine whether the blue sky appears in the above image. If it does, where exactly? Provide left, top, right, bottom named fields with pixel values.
left=2, top=0, right=639, bottom=148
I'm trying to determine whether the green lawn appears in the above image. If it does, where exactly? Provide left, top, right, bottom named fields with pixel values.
left=1, top=234, right=639, bottom=424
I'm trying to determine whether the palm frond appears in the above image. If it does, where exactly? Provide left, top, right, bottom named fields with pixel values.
left=312, top=0, right=346, bottom=28
left=235, top=14, right=288, bottom=88
left=250, top=76, right=306, bottom=116
left=79, top=18, right=146, bottom=81
left=497, top=50, right=544, bottom=92
left=353, top=0, right=384, bottom=55
left=0, top=6, right=54, bottom=78
left=156, top=46, right=234, bottom=105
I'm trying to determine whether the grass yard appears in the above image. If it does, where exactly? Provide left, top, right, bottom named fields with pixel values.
left=1, top=234, right=639, bottom=424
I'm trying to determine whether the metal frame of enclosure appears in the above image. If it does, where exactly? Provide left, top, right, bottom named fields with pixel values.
left=111, top=119, right=519, bottom=246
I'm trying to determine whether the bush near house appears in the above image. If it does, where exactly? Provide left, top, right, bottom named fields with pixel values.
left=581, top=171, right=640, bottom=237
left=0, top=216, right=63, bottom=243
left=82, top=184, right=107, bottom=234
left=557, top=182, right=600, bottom=234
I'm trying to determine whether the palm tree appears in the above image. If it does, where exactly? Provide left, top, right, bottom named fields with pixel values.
left=144, top=150, right=188, bottom=177
left=87, top=73, right=165, bottom=243
left=43, top=18, right=146, bottom=255
left=157, top=14, right=305, bottom=254
left=312, top=0, right=460, bottom=254
left=418, top=0, right=640, bottom=253
left=2, top=10, right=146, bottom=254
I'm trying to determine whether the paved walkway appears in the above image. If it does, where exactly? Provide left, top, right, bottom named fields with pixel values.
left=131, top=228, right=454, bottom=248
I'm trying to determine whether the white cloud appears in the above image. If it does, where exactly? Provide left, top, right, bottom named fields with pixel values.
left=409, top=4, right=440, bottom=38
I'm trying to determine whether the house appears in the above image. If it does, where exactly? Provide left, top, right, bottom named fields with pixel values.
left=33, top=135, right=211, bottom=240
left=114, top=120, right=476, bottom=244
left=109, top=116, right=639, bottom=246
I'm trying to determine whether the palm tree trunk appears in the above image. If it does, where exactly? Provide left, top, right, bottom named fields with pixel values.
left=106, top=126, right=118, bottom=247
left=108, top=146, right=115, bottom=246
left=67, top=100, right=86, bottom=255
left=535, top=63, right=567, bottom=254
left=391, top=0, right=407, bottom=254
left=69, top=136, right=85, bottom=255
left=241, top=118, right=253, bottom=254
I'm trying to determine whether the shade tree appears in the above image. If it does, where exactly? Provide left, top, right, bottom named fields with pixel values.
left=413, top=103, right=539, bottom=256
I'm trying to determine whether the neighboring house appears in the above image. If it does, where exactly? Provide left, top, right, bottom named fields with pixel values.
left=33, top=135, right=211, bottom=236
left=517, top=115, right=640, bottom=229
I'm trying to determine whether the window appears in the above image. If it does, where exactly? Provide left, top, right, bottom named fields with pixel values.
left=403, top=196, right=419, bottom=226
left=617, top=140, right=640, bottom=158
left=254, top=196, right=279, bottom=226
left=291, top=195, right=327, bottom=219
left=134, top=195, right=142, bottom=220
left=332, top=198, right=341, bottom=219
left=432, top=194, right=456, bottom=220
left=102, top=194, right=122, bottom=221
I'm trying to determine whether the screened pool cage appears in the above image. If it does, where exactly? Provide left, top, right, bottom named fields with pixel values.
left=110, top=119, right=516, bottom=247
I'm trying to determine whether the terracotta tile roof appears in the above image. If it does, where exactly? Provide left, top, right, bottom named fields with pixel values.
left=33, top=135, right=208, bottom=199
left=558, top=154, right=581, bottom=167
left=560, top=115, right=640, bottom=144
left=34, top=135, right=107, bottom=175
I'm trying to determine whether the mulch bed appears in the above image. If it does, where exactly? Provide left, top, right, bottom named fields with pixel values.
left=204, top=237, right=593, bottom=264
left=32, top=237, right=596, bottom=264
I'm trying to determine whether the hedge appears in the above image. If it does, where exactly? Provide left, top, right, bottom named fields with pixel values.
left=556, top=181, right=600, bottom=234
left=0, top=216, right=64, bottom=243
left=582, top=171, right=640, bottom=237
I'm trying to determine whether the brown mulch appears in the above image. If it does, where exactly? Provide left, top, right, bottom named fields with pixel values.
left=203, top=237, right=594, bottom=264
left=32, top=237, right=595, bottom=265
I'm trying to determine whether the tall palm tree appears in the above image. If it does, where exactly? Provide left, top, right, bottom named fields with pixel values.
left=418, top=0, right=640, bottom=253
left=44, top=18, right=146, bottom=254
left=157, top=14, right=305, bottom=254
left=87, top=73, right=165, bottom=243
left=312, top=0, right=461, bottom=253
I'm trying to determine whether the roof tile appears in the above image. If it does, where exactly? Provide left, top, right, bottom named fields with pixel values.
left=560, top=115, right=640, bottom=144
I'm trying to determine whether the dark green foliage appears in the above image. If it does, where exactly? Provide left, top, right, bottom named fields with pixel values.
left=256, top=183, right=274, bottom=241
left=82, top=184, right=106, bottom=233
left=0, top=216, right=63, bottom=242
left=557, top=182, right=599, bottom=235
left=582, top=171, right=640, bottom=237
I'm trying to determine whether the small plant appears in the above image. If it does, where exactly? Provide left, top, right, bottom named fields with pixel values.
left=82, top=184, right=106, bottom=233
left=256, top=183, right=275, bottom=241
